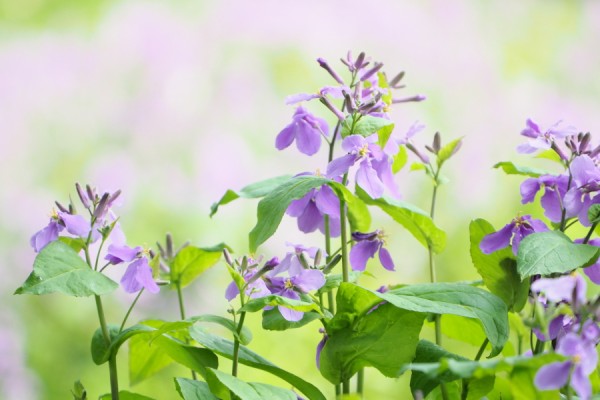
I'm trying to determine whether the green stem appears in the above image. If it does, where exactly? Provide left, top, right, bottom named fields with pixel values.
left=175, top=282, right=197, bottom=380
left=357, top=369, right=364, bottom=398
left=95, top=295, right=119, bottom=400
left=583, top=222, right=598, bottom=244
left=474, top=338, right=489, bottom=361
left=119, top=289, right=144, bottom=332
left=231, top=312, right=246, bottom=378
left=342, top=380, right=350, bottom=395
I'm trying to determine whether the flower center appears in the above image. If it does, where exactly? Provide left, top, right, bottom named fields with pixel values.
left=284, top=278, right=294, bottom=289
left=358, top=144, right=370, bottom=157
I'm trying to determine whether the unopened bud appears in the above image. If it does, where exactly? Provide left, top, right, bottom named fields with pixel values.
left=323, top=254, right=342, bottom=274
left=156, top=242, right=166, bottom=259
left=392, top=94, right=426, bottom=103
left=360, top=62, right=383, bottom=82
left=314, top=249, right=322, bottom=267
left=355, top=52, right=367, bottom=69
left=551, top=142, right=569, bottom=161
left=343, top=91, right=357, bottom=113
left=107, top=190, right=121, bottom=208
left=389, top=71, right=405, bottom=88
left=55, top=201, right=69, bottom=213
left=319, top=96, right=345, bottom=121
left=406, top=143, right=430, bottom=164
left=93, top=192, right=110, bottom=220
left=579, top=132, right=591, bottom=154
left=298, top=253, right=311, bottom=269
left=223, top=248, right=234, bottom=267
left=75, top=183, right=90, bottom=208
left=432, top=132, right=441, bottom=153
left=86, top=184, right=96, bottom=202
left=317, top=58, right=345, bottom=85
left=166, top=233, right=174, bottom=259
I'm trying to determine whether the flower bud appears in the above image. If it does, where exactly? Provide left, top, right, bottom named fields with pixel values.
left=317, top=58, right=344, bottom=85
left=76, top=183, right=90, bottom=208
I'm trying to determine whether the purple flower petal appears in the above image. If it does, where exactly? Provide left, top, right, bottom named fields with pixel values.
left=275, top=124, right=296, bottom=151
left=314, top=185, right=340, bottom=217
left=120, top=258, right=159, bottom=294
left=326, top=154, right=356, bottom=178
left=531, top=275, right=586, bottom=305
left=315, top=334, right=327, bottom=369
left=341, top=134, right=367, bottom=152
left=540, top=190, right=563, bottom=222
left=59, top=212, right=91, bottom=238
left=479, top=223, right=514, bottom=254
left=356, top=160, right=385, bottom=199
left=295, top=120, right=322, bottom=156
left=287, top=191, right=313, bottom=217
left=520, top=178, right=541, bottom=204
left=349, top=240, right=379, bottom=271
left=285, top=93, right=320, bottom=105
left=105, top=244, right=141, bottom=265
left=30, top=220, right=63, bottom=252
left=534, top=361, right=571, bottom=390
left=378, top=247, right=395, bottom=271
left=571, top=366, right=592, bottom=400
left=292, top=269, right=325, bottom=292
left=297, top=200, right=322, bottom=233
left=225, top=281, right=239, bottom=301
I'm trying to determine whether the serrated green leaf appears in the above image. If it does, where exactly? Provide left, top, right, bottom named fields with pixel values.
left=376, top=283, right=509, bottom=357
left=175, top=378, right=219, bottom=400
left=493, top=161, right=548, bottom=178
left=392, top=145, right=408, bottom=174
left=210, top=175, right=292, bottom=217
left=356, top=187, right=446, bottom=253
left=470, top=219, right=529, bottom=311
left=319, top=284, right=425, bottom=384
left=189, top=327, right=326, bottom=400
left=15, top=241, right=118, bottom=297
left=517, top=231, right=600, bottom=278
left=437, top=137, right=463, bottom=166
left=171, top=245, right=224, bottom=288
left=248, top=176, right=370, bottom=252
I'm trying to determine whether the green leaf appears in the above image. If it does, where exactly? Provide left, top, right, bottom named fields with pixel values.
left=171, top=245, right=224, bottom=288
left=240, top=295, right=321, bottom=314
left=392, top=145, right=408, bottom=174
left=130, top=332, right=173, bottom=385
left=410, top=162, right=427, bottom=172
left=210, top=175, right=293, bottom=216
left=71, top=380, right=86, bottom=400
left=15, top=241, right=118, bottom=297
left=320, top=293, right=425, bottom=384
left=189, top=327, right=326, bottom=400
left=92, top=324, right=152, bottom=365
left=376, top=283, right=509, bottom=357
left=99, top=391, right=156, bottom=400
left=516, top=231, right=600, bottom=279
left=59, top=236, right=86, bottom=253
left=356, top=187, right=446, bottom=253
left=317, top=271, right=361, bottom=295
left=535, top=149, right=563, bottom=164
left=175, top=378, right=219, bottom=400
left=377, top=123, right=395, bottom=150
left=493, top=161, right=548, bottom=178
left=206, top=369, right=297, bottom=400
left=589, top=204, right=600, bottom=225
left=248, top=176, right=370, bottom=252
left=437, top=137, right=463, bottom=166
left=341, top=115, right=394, bottom=139
left=261, top=308, right=321, bottom=331
left=469, top=219, right=529, bottom=312
left=509, top=367, right=560, bottom=399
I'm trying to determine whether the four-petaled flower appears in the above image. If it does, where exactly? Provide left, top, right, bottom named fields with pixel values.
left=266, top=267, right=325, bottom=322
left=479, top=215, right=548, bottom=255
left=349, top=230, right=394, bottom=271
left=276, top=106, right=329, bottom=156
left=105, top=244, right=160, bottom=294
left=517, top=118, right=576, bottom=154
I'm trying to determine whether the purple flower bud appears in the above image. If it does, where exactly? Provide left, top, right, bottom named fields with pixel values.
left=392, top=94, right=426, bottom=103
left=360, top=62, right=383, bottom=82
left=317, top=57, right=344, bottom=85
left=76, top=183, right=90, bottom=209
left=319, top=96, right=345, bottom=121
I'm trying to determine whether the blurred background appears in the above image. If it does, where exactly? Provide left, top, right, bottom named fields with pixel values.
left=1, top=0, right=599, bottom=398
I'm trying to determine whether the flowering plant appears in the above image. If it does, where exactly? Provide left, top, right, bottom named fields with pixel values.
left=16, top=51, right=600, bottom=400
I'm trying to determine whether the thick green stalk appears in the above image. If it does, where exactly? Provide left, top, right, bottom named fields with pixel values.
left=175, top=282, right=197, bottom=380
left=95, top=295, right=119, bottom=400
left=232, top=294, right=247, bottom=378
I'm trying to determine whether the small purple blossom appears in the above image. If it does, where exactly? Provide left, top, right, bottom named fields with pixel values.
left=266, top=267, right=325, bottom=322
left=517, top=119, right=577, bottom=155
left=535, top=331, right=598, bottom=399
left=286, top=175, right=341, bottom=236
left=563, top=155, right=600, bottom=226
left=272, top=243, right=323, bottom=276
left=349, top=230, right=394, bottom=271
left=479, top=215, right=549, bottom=255
left=275, top=106, right=329, bottom=156
left=30, top=214, right=64, bottom=252
left=520, top=175, right=570, bottom=223
left=315, top=328, right=328, bottom=369
left=531, top=273, right=587, bottom=308
left=120, top=256, right=160, bottom=294
left=326, top=134, right=398, bottom=199
left=224, top=257, right=276, bottom=301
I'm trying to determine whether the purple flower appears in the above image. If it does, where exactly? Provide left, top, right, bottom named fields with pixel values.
left=272, top=243, right=323, bottom=276
left=520, top=175, right=570, bottom=223
left=224, top=257, right=276, bottom=301
left=105, top=243, right=142, bottom=265
left=531, top=273, right=587, bottom=308
left=349, top=230, right=394, bottom=271
left=315, top=328, right=328, bottom=369
left=517, top=119, right=576, bottom=154
left=563, top=155, right=600, bottom=226
left=326, top=134, right=398, bottom=199
left=266, top=268, right=325, bottom=322
left=535, top=331, right=598, bottom=399
left=58, top=211, right=91, bottom=238
left=120, top=256, right=160, bottom=294
left=30, top=214, right=64, bottom=252
left=479, top=215, right=549, bottom=255
left=275, top=106, right=329, bottom=156
left=287, top=177, right=341, bottom=236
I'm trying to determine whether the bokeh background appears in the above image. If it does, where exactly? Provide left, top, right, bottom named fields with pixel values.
left=2, top=0, right=600, bottom=399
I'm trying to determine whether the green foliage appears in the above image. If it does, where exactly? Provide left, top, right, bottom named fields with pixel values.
left=517, top=231, right=600, bottom=278
left=436, top=137, right=463, bottom=166
left=589, top=204, right=600, bottom=224
left=146, top=315, right=252, bottom=345
left=261, top=308, right=321, bottom=331
left=392, top=145, right=408, bottom=174
left=493, top=161, right=548, bottom=177
left=98, top=391, right=156, bottom=400
left=317, top=271, right=361, bottom=295
left=189, top=327, right=326, bottom=400
left=248, top=175, right=370, bottom=252
left=470, top=219, right=529, bottom=311
left=205, top=369, right=297, bottom=400
left=71, top=380, right=86, bottom=400
left=15, top=241, right=118, bottom=297
left=340, top=114, right=394, bottom=140
left=175, top=378, right=219, bottom=400
left=356, top=187, right=446, bottom=253
left=376, top=283, right=509, bottom=356
left=210, top=175, right=292, bottom=216
left=240, top=294, right=321, bottom=314
left=320, top=284, right=424, bottom=384
left=170, top=245, right=224, bottom=288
